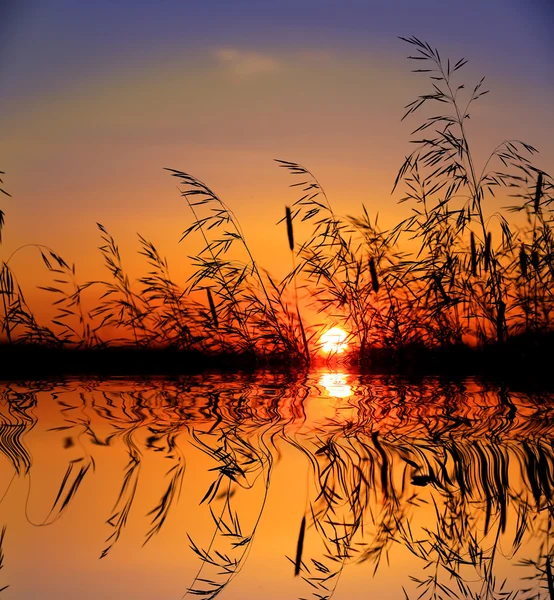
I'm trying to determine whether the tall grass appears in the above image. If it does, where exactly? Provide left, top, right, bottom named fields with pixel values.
left=0, top=39, right=553, bottom=366
left=389, top=37, right=552, bottom=347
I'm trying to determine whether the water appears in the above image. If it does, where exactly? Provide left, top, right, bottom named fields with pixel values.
left=1, top=371, right=554, bottom=599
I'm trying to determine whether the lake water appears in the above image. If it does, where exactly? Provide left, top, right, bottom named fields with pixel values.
left=1, top=371, right=553, bottom=599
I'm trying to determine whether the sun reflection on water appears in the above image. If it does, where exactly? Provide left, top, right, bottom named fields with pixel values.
left=319, top=372, right=352, bottom=398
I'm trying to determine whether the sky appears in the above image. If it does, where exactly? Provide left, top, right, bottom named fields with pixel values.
left=0, top=0, right=553, bottom=315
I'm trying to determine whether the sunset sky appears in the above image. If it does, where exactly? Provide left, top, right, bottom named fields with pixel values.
left=1, top=0, right=553, bottom=312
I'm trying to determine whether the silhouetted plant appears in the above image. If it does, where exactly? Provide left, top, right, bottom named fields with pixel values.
left=165, top=167, right=311, bottom=362
left=1, top=41, right=553, bottom=366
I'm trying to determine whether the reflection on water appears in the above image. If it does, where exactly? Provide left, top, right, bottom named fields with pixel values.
left=1, top=373, right=554, bottom=599
left=319, top=373, right=352, bottom=398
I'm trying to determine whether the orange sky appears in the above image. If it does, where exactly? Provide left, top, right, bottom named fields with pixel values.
left=1, top=2, right=553, bottom=324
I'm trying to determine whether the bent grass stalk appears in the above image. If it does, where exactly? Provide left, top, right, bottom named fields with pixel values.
left=285, top=205, right=310, bottom=363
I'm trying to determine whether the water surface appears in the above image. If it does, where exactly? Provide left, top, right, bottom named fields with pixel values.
left=1, top=372, right=554, bottom=599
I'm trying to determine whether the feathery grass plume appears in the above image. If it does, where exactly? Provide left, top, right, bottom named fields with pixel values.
left=167, top=167, right=268, bottom=348
left=137, top=234, right=198, bottom=349
left=369, top=256, right=379, bottom=293
left=395, top=36, right=548, bottom=345
left=470, top=232, right=477, bottom=276
left=534, top=172, right=543, bottom=213
left=206, top=287, right=218, bottom=329
left=285, top=205, right=294, bottom=252
left=92, top=223, right=148, bottom=346
left=278, top=159, right=409, bottom=357
left=36, top=250, right=98, bottom=348
left=167, top=167, right=310, bottom=362
left=0, top=171, right=11, bottom=340
left=1, top=256, right=61, bottom=346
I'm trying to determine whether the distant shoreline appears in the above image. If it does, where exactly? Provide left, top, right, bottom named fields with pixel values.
left=1, top=333, right=552, bottom=387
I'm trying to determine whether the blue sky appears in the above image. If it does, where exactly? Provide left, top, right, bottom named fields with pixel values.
left=2, top=0, right=552, bottom=99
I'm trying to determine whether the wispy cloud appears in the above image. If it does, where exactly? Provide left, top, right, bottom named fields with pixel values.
left=214, top=48, right=282, bottom=78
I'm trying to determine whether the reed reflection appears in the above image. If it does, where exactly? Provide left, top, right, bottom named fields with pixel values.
left=1, top=376, right=554, bottom=599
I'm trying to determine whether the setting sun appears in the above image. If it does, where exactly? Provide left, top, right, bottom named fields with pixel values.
left=319, top=327, right=349, bottom=354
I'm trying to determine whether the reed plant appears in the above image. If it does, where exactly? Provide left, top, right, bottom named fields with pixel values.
left=0, top=41, right=553, bottom=367
left=277, top=160, right=416, bottom=357
left=165, top=167, right=311, bottom=362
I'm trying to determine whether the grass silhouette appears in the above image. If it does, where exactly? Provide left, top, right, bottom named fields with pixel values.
left=0, top=37, right=553, bottom=376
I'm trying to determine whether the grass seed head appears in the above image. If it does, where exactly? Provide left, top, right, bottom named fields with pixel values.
left=369, top=257, right=380, bottom=293
left=519, top=245, right=528, bottom=279
left=285, top=206, right=294, bottom=252
left=470, top=232, right=477, bottom=276
left=534, top=172, right=543, bottom=213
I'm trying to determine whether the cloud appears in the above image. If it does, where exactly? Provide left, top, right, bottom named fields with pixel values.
left=214, top=48, right=282, bottom=78
left=298, top=50, right=334, bottom=63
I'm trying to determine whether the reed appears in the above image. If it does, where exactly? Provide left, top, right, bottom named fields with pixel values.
left=469, top=232, right=477, bottom=276
left=285, top=205, right=294, bottom=252
left=0, top=169, right=10, bottom=244
left=206, top=287, right=218, bottom=330
left=369, top=256, right=379, bottom=293
left=136, top=234, right=199, bottom=349
left=0, top=42, right=553, bottom=367
left=535, top=172, right=543, bottom=214
left=283, top=204, right=310, bottom=363
left=519, top=244, right=528, bottom=279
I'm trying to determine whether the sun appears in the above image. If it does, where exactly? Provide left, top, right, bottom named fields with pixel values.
left=319, top=327, right=349, bottom=354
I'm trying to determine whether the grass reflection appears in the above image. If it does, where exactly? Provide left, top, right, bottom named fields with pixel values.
left=1, top=376, right=554, bottom=598
left=0, top=525, right=7, bottom=594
